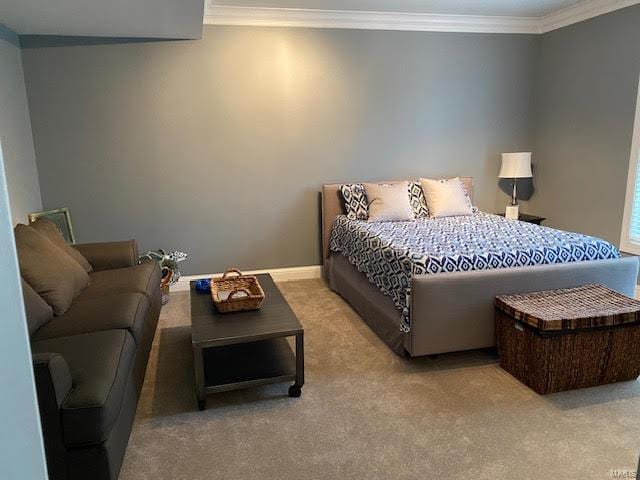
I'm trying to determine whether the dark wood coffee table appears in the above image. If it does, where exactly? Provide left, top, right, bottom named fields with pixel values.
left=190, top=273, right=304, bottom=410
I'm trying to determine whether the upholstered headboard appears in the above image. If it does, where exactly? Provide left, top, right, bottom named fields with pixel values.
left=321, top=177, right=473, bottom=262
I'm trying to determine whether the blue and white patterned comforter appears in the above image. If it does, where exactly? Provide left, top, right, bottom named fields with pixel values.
left=329, top=213, right=620, bottom=332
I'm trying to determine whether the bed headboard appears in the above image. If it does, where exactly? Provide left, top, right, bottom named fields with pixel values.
left=321, top=177, right=473, bottom=261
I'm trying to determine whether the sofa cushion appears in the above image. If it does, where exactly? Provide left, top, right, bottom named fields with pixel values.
left=22, top=278, right=54, bottom=335
left=30, top=329, right=136, bottom=446
left=79, top=262, right=160, bottom=301
left=14, top=224, right=90, bottom=315
left=30, top=217, right=93, bottom=272
left=32, top=293, right=150, bottom=345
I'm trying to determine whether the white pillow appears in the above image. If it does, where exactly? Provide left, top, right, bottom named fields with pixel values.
left=363, top=181, right=414, bottom=222
left=420, top=177, right=473, bottom=217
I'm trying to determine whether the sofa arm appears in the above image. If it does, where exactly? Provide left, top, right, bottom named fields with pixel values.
left=73, top=239, right=139, bottom=271
left=32, top=353, right=72, bottom=479
left=33, top=353, right=72, bottom=410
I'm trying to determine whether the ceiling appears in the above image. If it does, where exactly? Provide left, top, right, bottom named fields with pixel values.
left=0, top=0, right=205, bottom=38
left=210, top=0, right=584, bottom=17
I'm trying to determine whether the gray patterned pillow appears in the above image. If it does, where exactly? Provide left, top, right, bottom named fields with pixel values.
left=340, top=184, right=368, bottom=220
left=408, top=181, right=429, bottom=218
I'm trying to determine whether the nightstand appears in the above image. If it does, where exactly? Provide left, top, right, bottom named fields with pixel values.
left=496, top=213, right=546, bottom=225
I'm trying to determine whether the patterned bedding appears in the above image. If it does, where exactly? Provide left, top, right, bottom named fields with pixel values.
left=329, top=213, right=621, bottom=332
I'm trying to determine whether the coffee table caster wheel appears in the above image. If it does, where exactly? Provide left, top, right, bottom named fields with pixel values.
left=198, top=399, right=206, bottom=411
left=288, top=385, right=302, bottom=398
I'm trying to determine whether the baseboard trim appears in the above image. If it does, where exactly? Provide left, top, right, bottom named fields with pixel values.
left=170, top=265, right=322, bottom=292
left=172, top=265, right=640, bottom=298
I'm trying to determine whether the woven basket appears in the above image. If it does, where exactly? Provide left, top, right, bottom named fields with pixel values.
left=495, top=284, right=640, bottom=394
left=160, top=269, right=172, bottom=306
left=211, top=268, right=265, bottom=313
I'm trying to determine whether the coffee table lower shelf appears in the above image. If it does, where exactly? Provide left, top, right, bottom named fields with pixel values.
left=194, top=336, right=303, bottom=410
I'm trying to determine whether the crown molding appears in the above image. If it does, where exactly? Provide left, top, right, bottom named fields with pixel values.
left=204, top=5, right=539, bottom=34
left=539, top=0, right=640, bottom=33
left=203, top=1, right=640, bottom=34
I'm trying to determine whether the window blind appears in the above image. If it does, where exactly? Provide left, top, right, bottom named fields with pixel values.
left=621, top=74, right=640, bottom=254
left=629, top=153, right=640, bottom=245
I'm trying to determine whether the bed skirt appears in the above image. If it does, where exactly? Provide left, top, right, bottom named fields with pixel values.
left=327, top=253, right=407, bottom=356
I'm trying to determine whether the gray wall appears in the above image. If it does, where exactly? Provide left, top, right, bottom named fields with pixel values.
left=21, top=27, right=537, bottom=274
left=525, top=5, right=640, bottom=246
left=0, top=27, right=48, bottom=479
left=0, top=140, right=48, bottom=480
left=0, top=25, right=41, bottom=225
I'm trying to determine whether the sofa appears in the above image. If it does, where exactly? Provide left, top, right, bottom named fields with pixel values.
left=15, top=221, right=161, bottom=480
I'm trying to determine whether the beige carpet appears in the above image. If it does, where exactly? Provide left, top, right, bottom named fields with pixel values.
left=120, top=279, right=640, bottom=480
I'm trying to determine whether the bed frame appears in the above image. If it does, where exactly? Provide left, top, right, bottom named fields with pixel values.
left=321, top=178, right=640, bottom=357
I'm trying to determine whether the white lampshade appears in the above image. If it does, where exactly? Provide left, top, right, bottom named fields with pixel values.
left=499, top=152, right=532, bottom=178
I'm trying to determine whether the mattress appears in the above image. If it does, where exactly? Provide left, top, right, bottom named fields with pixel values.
left=329, top=212, right=621, bottom=332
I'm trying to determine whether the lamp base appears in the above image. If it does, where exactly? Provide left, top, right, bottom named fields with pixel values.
left=505, top=205, right=519, bottom=220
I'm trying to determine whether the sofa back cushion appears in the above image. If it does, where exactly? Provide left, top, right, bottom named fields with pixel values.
left=21, top=278, right=54, bottom=335
left=14, top=224, right=90, bottom=315
left=30, top=217, right=93, bottom=272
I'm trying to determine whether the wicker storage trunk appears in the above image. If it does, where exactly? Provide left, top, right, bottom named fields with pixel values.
left=495, top=285, right=640, bottom=394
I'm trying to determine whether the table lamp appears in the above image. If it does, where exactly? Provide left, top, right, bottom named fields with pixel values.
left=499, top=152, right=532, bottom=219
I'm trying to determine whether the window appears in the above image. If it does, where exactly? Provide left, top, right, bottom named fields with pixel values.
left=620, top=75, right=640, bottom=255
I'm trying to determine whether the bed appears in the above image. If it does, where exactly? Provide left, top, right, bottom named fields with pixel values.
left=322, top=178, right=639, bottom=357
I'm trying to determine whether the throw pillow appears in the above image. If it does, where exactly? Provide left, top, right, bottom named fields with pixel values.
left=340, top=184, right=368, bottom=220
left=21, top=278, right=54, bottom=335
left=31, top=217, right=93, bottom=272
left=14, top=224, right=89, bottom=315
left=364, top=181, right=414, bottom=222
left=408, top=181, right=429, bottom=218
left=420, top=177, right=474, bottom=217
